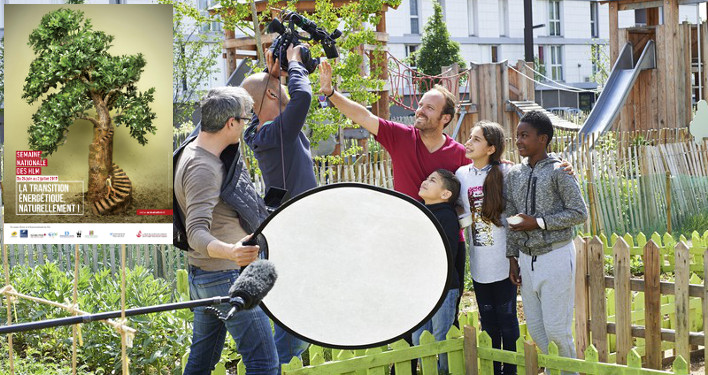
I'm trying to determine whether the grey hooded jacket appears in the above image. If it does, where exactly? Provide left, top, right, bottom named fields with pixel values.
left=504, top=156, right=588, bottom=257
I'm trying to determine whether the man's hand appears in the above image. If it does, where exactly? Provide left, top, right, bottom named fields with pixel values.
left=230, top=235, right=260, bottom=267
left=559, top=160, right=575, bottom=176
left=265, top=49, right=283, bottom=78
left=508, top=257, right=522, bottom=286
left=287, top=44, right=303, bottom=63
left=508, top=213, right=540, bottom=231
left=319, top=60, right=334, bottom=96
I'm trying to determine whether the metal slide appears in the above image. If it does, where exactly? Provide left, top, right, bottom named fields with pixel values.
left=569, top=41, right=656, bottom=151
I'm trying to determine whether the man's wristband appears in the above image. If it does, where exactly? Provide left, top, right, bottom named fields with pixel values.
left=326, top=89, right=335, bottom=98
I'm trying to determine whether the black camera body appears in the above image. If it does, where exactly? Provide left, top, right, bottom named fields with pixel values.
left=268, top=11, right=342, bottom=74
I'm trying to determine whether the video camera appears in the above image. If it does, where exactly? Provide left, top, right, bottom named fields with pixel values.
left=268, top=11, right=342, bottom=74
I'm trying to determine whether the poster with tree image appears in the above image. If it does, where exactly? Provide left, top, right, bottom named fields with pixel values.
left=3, top=4, right=173, bottom=244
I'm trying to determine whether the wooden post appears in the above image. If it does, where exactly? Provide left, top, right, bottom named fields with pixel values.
left=524, top=341, right=539, bottom=375
left=224, top=30, right=238, bottom=78
left=464, top=325, right=478, bottom=375
left=666, top=171, right=672, bottom=233
left=370, top=12, right=390, bottom=121
left=613, top=238, right=631, bottom=365
left=573, top=236, right=590, bottom=359
left=588, top=237, right=608, bottom=362
left=644, top=240, right=662, bottom=369
left=586, top=135, right=598, bottom=235
left=608, top=2, right=619, bottom=65
left=674, top=242, right=690, bottom=364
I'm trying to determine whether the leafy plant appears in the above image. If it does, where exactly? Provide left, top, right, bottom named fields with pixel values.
left=4, top=263, right=190, bottom=374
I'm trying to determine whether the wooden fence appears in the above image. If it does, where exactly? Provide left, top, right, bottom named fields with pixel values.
left=575, top=235, right=707, bottom=370
left=271, top=315, right=688, bottom=375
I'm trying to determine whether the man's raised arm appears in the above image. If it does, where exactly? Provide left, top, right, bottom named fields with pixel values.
left=319, top=60, right=380, bottom=136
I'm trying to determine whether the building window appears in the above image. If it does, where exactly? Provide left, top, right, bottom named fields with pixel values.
left=406, top=44, right=418, bottom=67
left=199, top=0, right=222, bottom=33
left=549, top=0, right=561, bottom=36
left=549, top=45, right=563, bottom=81
left=499, top=0, right=509, bottom=37
left=468, top=0, right=477, bottom=36
left=410, top=0, right=420, bottom=34
left=491, top=46, right=500, bottom=63
left=590, top=2, right=599, bottom=38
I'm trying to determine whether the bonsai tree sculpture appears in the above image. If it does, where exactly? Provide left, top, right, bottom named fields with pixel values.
left=23, top=8, right=156, bottom=215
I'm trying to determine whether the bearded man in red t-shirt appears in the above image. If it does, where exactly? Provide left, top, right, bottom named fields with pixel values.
left=319, top=61, right=470, bottom=200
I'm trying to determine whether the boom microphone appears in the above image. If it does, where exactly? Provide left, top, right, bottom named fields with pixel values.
left=218, top=260, right=278, bottom=320
left=0, top=260, right=278, bottom=334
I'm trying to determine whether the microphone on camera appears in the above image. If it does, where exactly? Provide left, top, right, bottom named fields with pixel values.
left=220, top=260, right=278, bottom=320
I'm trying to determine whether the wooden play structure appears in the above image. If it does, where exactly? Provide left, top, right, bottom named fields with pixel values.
left=601, top=0, right=708, bottom=132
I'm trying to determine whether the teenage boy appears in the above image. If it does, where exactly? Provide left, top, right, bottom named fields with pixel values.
left=414, top=169, right=462, bottom=375
left=504, top=111, right=588, bottom=375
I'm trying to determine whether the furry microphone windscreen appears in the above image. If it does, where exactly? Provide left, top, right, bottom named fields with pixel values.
left=228, top=259, right=278, bottom=309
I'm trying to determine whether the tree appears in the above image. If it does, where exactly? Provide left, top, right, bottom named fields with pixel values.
left=411, top=0, right=466, bottom=91
left=22, top=8, right=156, bottom=214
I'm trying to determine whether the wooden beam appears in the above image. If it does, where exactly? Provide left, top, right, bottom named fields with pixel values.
left=224, top=34, right=277, bottom=49
left=609, top=2, right=620, bottom=65
left=464, top=326, right=478, bottom=375
left=605, top=323, right=705, bottom=346
left=602, top=276, right=705, bottom=297
left=618, top=1, right=664, bottom=11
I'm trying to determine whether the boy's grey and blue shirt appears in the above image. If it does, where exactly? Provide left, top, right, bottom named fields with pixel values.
left=504, top=156, right=588, bottom=257
left=244, top=61, right=317, bottom=197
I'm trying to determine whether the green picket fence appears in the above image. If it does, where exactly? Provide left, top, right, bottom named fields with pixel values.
left=186, top=310, right=687, bottom=374
left=597, top=231, right=708, bottom=274
left=276, top=319, right=688, bottom=375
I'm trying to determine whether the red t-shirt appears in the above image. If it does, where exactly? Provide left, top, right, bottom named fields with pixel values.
left=374, top=118, right=470, bottom=200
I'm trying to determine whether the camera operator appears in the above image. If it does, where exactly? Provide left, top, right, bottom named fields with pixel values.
left=175, top=87, right=278, bottom=375
left=242, top=44, right=313, bottom=367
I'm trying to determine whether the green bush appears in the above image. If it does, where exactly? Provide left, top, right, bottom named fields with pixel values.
left=1, top=263, right=190, bottom=374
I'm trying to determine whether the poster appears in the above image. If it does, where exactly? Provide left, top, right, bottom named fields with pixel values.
left=3, top=4, right=173, bottom=244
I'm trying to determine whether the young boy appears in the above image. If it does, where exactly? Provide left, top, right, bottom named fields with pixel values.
left=504, top=111, right=588, bottom=375
left=414, top=168, right=462, bottom=375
